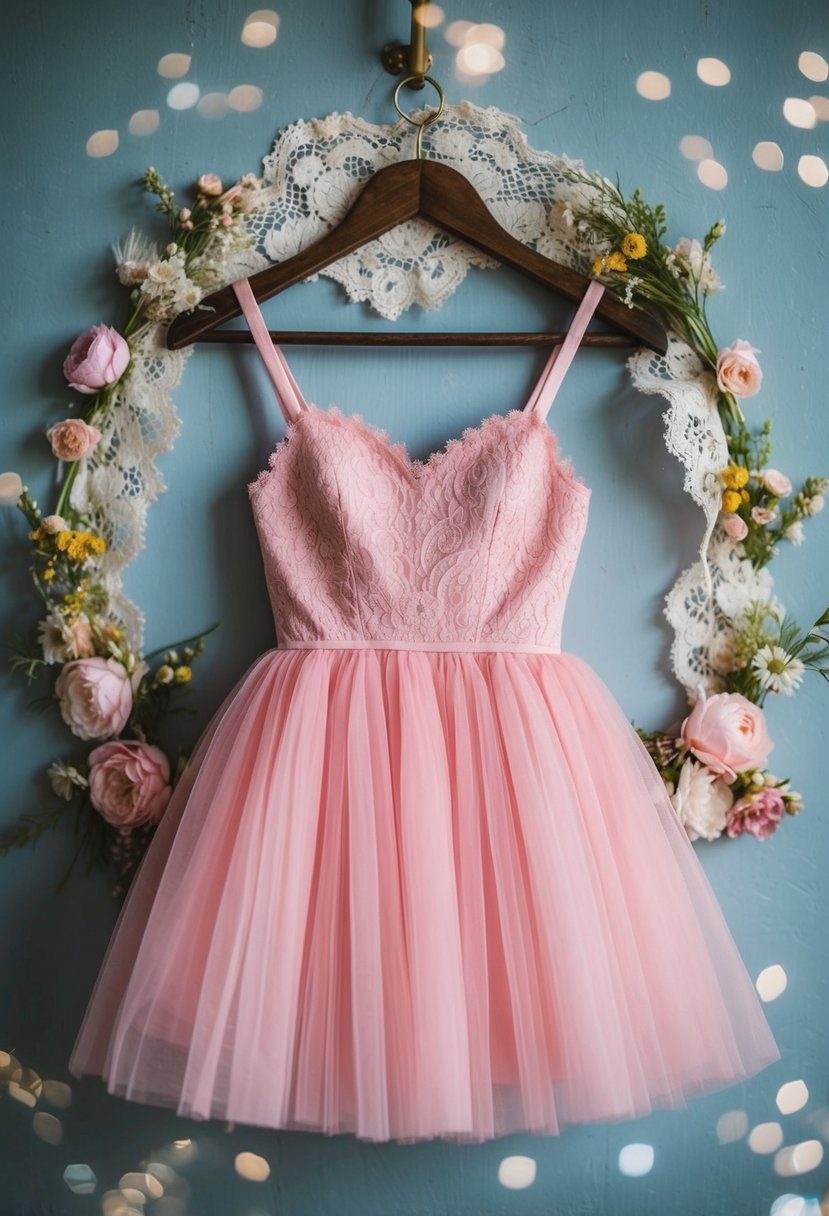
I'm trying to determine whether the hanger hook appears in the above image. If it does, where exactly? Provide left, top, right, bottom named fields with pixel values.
left=392, top=74, right=445, bottom=159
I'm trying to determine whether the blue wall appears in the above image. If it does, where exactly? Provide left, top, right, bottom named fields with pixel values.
left=1, top=1, right=828, bottom=1212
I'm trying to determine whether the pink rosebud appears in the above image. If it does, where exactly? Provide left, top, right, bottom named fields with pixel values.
left=55, top=657, right=133, bottom=740
left=46, top=418, right=101, bottom=462
left=67, top=615, right=95, bottom=659
left=681, top=690, right=773, bottom=782
left=722, top=513, right=748, bottom=541
left=725, top=787, right=785, bottom=840
left=63, top=324, right=130, bottom=395
left=716, top=340, right=763, bottom=398
left=178, top=207, right=191, bottom=221
left=197, top=172, right=223, bottom=196
left=761, top=468, right=792, bottom=498
left=751, top=505, right=777, bottom=526
left=88, top=739, right=171, bottom=828
left=220, top=213, right=234, bottom=227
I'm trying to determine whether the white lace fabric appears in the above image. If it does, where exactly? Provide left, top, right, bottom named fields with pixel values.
left=71, top=102, right=738, bottom=696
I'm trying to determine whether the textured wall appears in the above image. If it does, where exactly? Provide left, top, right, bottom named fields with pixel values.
left=1, top=0, right=827, bottom=1212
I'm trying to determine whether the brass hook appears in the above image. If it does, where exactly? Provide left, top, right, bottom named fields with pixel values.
left=393, top=74, right=445, bottom=159
left=381, top=0, right=433, bottom=87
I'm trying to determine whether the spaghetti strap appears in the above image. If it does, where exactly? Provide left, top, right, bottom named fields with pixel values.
left=524, top=279, right=606, bottom=422
left=232, top=278, right=309, bottom=425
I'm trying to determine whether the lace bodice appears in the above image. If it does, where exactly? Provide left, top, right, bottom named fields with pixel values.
left=235, top=277, right=606, bottom=653
left=250, top=404, right=590, bottom=651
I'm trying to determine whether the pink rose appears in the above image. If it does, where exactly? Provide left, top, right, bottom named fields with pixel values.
left=55, top=657, right=133, bottom=740
left=197, top=172, right=223, bottom=196
left=681, top=690, right=774, bottom=782
left=726, top=787, right=785, bottom=841
left=722, top=513, right=748, bottom=541
left=46, top=419, right=101, bottom=462
left=88, top=740, right=171, bottom=827
left=716, top=340, right=763, bottom=398
left=761, top=468, right=792, bottom=498
left=751, top=505, right=777, bottom=525
left=63, top=324, right=130, bottom=395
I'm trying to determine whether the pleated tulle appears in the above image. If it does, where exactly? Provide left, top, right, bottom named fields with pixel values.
left=68, top=648, right=780, bottom=1142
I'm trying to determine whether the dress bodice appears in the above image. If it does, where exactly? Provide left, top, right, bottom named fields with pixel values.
left=234, top=275, right=606, bottom=654
left=249, top=404, right=590, bottom=652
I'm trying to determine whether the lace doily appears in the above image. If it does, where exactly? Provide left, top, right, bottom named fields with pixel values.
left=73, top=102, right=737, bottom=694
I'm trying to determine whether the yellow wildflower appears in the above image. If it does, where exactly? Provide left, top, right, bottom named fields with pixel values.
left=54, top=530, right=106, bottom=561
left=592, top=255, right=605, bottom=275
left=722, top=490, right=742, bottom=513
left=621, top=232, right=647, bottom=259
left=720, top=464, right=749, bottom=491
left=42, top=564, right=55, bottom=582
left=28, top=526, right=44, bottom=543
left=605, top=251, right=628, bottom=273
left=741, top=489, right=750, bottom=502
left=174, top=665, right=192, bottom=684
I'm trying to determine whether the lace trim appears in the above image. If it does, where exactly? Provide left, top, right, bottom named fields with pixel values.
left=248, top=404, right=591, bottom=499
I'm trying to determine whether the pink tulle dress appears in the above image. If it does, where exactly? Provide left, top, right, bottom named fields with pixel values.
left=68, top=278, right=780, bottom=1143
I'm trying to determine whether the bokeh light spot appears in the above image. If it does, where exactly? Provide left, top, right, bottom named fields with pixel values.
left=808, top=95, right=829, bottom=120
left=228, top=84, right=264, bottom=111
left=798, top=51, right=829, bottom=82
left=456, top=43, right=505, bottom=74
left=32, top=1112, right=63, bottom=1144
left=777, top=1080, right=810, bottom=1114
left=775, top=1140, right=824, bottom=1177
left=86, top=130, right=119, bottom=158
left=241, top=10, right=280, bottom=47
left=749, top=1122, right=784, bottom=1154
left=680, top=134, right=713, bottom=160
left=497, top=1155, right=537, bottom=1189
left=618, top=1143, right=655, bottom=1176
left=414, top=4, right=445, bottom=28
left=783, top=98, right=817, bottom=128
left=128, top=110, right=160, bottom=136
left=157, top=53, right=191, bottom=79
left=697, top=57, right=731, bottom=85
left=697, top=158, right=728, bottom=189
left=798, top=155, right=828, bottom=187
left=235, top=1151, right=271, bottom=1181
left=445, top=20, right=475, bottom=46
left=636, top=71, right=671, bottom=100
left=63, top=1164, right=97, bottom=1195
left=717, top=1109, right=749, bottom=1143
left=757, top=964, right=788, bottom=1001
left=167, top=83, right=200, bottom=111
left=197, top=92, right=229, bottom=119
left=753, top=141, right=784, bottom=171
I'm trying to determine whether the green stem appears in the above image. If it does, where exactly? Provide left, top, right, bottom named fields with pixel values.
left=142, top=622, right=220, bottom=662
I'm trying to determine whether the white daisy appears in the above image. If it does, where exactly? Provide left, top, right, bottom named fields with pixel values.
left=47, top=761, right=88, bottom=801
left=752, top=644, right=805, bottom=695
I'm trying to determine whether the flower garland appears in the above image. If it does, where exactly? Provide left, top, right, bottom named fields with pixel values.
left=2, top=157, right=827, bottom=898
left=1, top=169, right=268, bottom=897
left=559, top=169, right=828, bottom=842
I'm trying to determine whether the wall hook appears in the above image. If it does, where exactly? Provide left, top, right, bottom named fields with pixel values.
left=381, top=0, right=433, bottom=89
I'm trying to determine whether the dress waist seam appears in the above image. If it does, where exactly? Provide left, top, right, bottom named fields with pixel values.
left=277, top=639, right=562, bottom=655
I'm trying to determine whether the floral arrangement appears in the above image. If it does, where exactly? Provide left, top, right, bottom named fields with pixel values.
left=560, top=169, right=829, bottom=842
left=1, top=169, right=265, bottom=897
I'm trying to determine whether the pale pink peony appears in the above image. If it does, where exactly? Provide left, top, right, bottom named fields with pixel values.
left=726, top=787, right=785, bottom=840
left=722, top=513, right=748, bottom=541
left=55, top=657, right=133, bottom=740
left=88, top=739, right=171, bottom=827
left=63, top=324, right=130, bottom=394
left=761, top=468, right=792, bottom=498
left=670, top=758, right=734, bottom=842
left=197, top=172, right=223, bottom=196
left=716, top=340, right=763, bottom=398
left=46, top=418, right=101, bottom=462
left=681, top=690, right=774, bottom=782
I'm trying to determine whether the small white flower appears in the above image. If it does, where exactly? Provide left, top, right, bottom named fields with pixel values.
left=804, top=493, right=825, bottom=516
left=48, top=760, right=88, bottom=801
left=784, top=520, right=805, bottom=546
left=784, top=789, right=803, bottom=813
left=752, top=644, right=806, bottom=695
left=37, top=612, right=73, bottom=664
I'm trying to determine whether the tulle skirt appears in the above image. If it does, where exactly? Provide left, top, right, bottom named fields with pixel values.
left=68, top=647, right=780, bottom=1143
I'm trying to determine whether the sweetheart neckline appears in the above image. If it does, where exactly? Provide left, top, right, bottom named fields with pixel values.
left=250, top=402, right=592, bottom=498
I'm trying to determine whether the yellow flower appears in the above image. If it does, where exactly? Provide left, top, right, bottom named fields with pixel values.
left=174, top=665, right=192, bottom=684
left=740, top=489, right=750, bottom=502
left=42, top=564, right=55, bottom=582
left=605, top=251, right=628, bottom=273
left=722, top=490, right=742, bottom=513
left=720, top=464, right=749, bottom=490
left=592, top=255, right=606, bottom=275
left=621, top=232, right=647, bottom=259
left=54, top=529, right=106, bottom=561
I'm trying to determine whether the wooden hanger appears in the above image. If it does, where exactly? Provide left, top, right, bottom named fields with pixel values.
left=166, top=83, right=668, bottom=355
